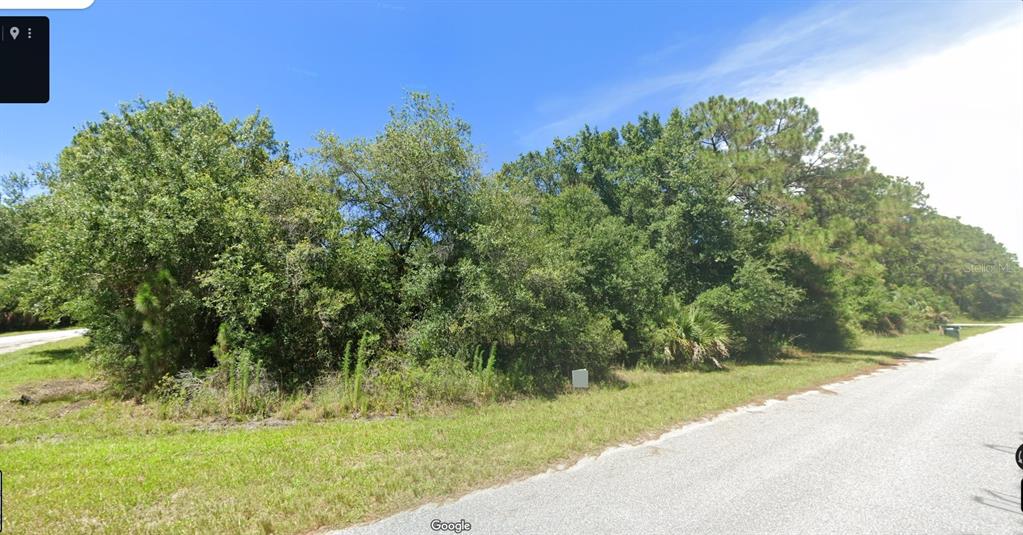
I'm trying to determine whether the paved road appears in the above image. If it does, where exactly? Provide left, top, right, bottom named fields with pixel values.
left=0, top=328, right=87, bottom=354
left=335, top=325, right=1023, bottom=535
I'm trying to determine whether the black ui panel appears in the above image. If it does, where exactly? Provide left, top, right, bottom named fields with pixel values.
left=0, top=17, right=49, bottom=103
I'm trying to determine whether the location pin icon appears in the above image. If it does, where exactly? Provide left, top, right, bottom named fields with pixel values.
left=9, top=27, right=19, bottom=40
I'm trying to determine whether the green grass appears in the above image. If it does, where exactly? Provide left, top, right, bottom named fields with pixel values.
left=0, top=326, right=1000, bottom=534
left=0, top=337, right=93, bottom=397
left=851, top=325, right=997, bottom=354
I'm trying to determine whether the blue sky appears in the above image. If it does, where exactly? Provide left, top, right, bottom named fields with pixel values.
left=0, top=1, right=806, bottom=170
left=1, top=1, right=1021, bottom=257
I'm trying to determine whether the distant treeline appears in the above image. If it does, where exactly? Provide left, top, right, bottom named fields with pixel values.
left=1, top=93, right=1020, bottom=395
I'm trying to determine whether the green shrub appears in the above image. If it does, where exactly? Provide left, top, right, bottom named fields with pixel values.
left=657, top=301, right=732, bottom=368
left=538, top=186, right=667, bottom=365
left=154, top=365, right=282, bottom=420
left=14, top=96, right=280, bottom=395
left=696, top=259, right=803, bottom=359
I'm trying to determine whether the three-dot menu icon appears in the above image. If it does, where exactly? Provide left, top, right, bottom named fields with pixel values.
left=0, top=17, right=49, bottom=103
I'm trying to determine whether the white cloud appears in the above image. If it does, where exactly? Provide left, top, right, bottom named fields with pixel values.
left=519, top=7, right=856, bottom=145
left=522, top=2, right=1004, bottom=146
left=778, top=20, right=1023, bottom=261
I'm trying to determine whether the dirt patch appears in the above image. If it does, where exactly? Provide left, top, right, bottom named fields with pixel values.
left=12, top=378, right=106, bottom=404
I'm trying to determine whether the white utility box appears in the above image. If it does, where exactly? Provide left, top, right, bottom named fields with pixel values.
left=571, top=368, right=588, bottom=389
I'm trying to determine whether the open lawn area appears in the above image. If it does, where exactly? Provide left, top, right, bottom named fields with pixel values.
left=0, top=326, right=1000, bottom=534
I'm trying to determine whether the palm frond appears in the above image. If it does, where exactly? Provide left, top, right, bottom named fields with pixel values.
left=662, top=304, right=732, bottom=368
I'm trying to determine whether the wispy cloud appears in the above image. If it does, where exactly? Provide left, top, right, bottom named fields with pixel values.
left=522, top=71, right=698, bottom=146
left=520, top=1, right=1012, bottom=147
left=288, top=66, right=319, bottom=79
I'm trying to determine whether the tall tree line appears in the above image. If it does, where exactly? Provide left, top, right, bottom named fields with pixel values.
left=1, top=93, right=1019, bottom=394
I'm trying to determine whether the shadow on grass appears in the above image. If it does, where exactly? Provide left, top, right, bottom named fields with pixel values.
left=766, top=350, right=899, bottom=368
left=716, top=344, right=941, bottom=372
left=600, top=372, right=631, bottom=390
left=29, top=346, right=87, bottom=365
left=842, top=349, right=937, bottom=361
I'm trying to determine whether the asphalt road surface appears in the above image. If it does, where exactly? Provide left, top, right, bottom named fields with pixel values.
left=0, top=328, right=87, bottom=354
left=335, top=325, right=1023, bottom=535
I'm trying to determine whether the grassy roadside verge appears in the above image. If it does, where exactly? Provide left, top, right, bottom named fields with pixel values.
left=0, top=326, right=1000, bottom=534
left=949, top=315, right=1023, bottom=324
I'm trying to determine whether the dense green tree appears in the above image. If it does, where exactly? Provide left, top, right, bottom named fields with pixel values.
left=199, top=167, right=393, bottom=387
left=7, top=95, right=282, bottom=392
left=0, top=173, right=50, bottom=331
left=4, top=90, right=1021, bottom=395
left=315, top=93, right=480, bottom=280
left=410, top=180, right=625, bottom=386
left=0, top=173, right=34, bottom=280
left=509, top=93, right=1023, bottom=348
left=696, top=259, right=804, bottom=357
left=539, top=185, right=666, bottom=362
